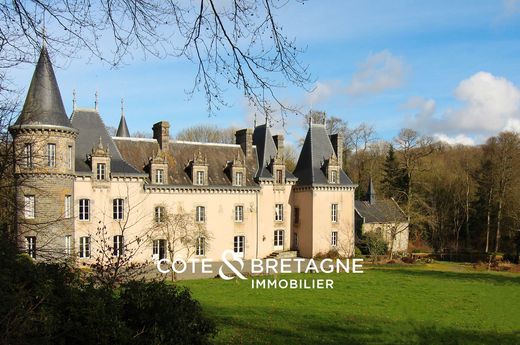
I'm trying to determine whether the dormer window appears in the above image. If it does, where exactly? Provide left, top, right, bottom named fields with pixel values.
left=235, top=172, right=243, bottom=186
left=97, top=163, right=106, bottom=180
left=276, top=169, right=283, bottom=184
left=330, top=170, right=338, bottom=184
left=196, top=171, right=205, bottom=185
left=155, top=169, right=164, bottom=184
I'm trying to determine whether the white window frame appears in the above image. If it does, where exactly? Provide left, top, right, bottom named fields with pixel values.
left=274, top=230, right=284, bottom=250
left=113, top=198, right=124, bottom=220
left=276, top=169, right=283, bottom=184
left=331, top=203, right=338, bottom=223
left=97, top=163, right=106, bottom=180
left=79, top=199, right=90, bottom=221
left=155, top=169, right=164, bottom=184
left=275, top=203, right=284, bottom=221
left=24, top=195, right=35, bottom=219
left=25, top=236, right=36, bottom=259
left=79, top=236, right=90, bottom=258
left=331, top=170, right=338, bottom=184
left=233, top=235, right=245, bottom=258
left=235, top=171, right=243, bottom=186
left=196, top=206, right=205, bottom=223
left=47, top=143, right=56, bottom=167
left=24, top=143, right=33, bottom=168
left=64, top=195, right=72, bottom=218
left=331, top=231, right=338, bottom=247
left=196, top=170, right=205, bottom=185
left=155, top=206, right=165, bottom=223
left=234, top=205, right=244, bottom=222
left=65, top=235, right=72, bottom=255
left=196, top=237, right=205, bottom=256
left=152, top=239, right=166, bottom=260
left=113, top=235, right=124, bottom=256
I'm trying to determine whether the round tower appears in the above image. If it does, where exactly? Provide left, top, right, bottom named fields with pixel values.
left=9, top=46, right=78, bottom=260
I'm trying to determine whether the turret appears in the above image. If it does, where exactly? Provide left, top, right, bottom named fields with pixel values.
left=9, top=46, right=78, bottom=260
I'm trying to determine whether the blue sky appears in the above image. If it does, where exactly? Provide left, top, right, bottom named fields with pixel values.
left=10, top=0, right=520, bottom=146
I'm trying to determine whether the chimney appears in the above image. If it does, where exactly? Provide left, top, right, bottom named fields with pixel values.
left=235, top=128, right=253, bottom=157
left=273, top=134, right=284, bottom=159
left=329, top=133, right=343, bottom=168
left=153, top=121, right=170, bottom=150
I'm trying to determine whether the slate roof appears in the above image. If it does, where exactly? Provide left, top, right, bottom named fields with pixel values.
left=293, top=123, right=355, bottom=186
left=355, top=199, right=407, bottom=223
left=13, top=46, right=73, bottom=129
left=113, top=138, right=260, bottom=187
left=115, top=114, right=130, bottom=137
left=71, top=108, right=141, bottom=175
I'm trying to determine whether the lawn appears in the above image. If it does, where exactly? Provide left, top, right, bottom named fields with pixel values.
left=178, top=262, right=520, bottom=345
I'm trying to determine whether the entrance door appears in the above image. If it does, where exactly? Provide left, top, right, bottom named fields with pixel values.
left=234, top=235, right=245, bottom=258
left=274, top=230, right=284, bottom=251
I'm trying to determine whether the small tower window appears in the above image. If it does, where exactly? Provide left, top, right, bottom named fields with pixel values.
left=68, top=145, right=73, bottom=169
left=24, top=143, right=33, bottom=168
left=97, top=163, right=106, bottom=180
left=47, top=143, right=56, bottom=167
left=64, top=195, right=72, bottom=218
left=24, top=195, right=35, bottom=219
left=25, top=236, right=36, bottom=258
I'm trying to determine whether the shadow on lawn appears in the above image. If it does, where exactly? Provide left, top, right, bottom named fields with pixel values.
left=375, top=268, right=520, bottom=285
left=211, top=307, right=520, bottom=345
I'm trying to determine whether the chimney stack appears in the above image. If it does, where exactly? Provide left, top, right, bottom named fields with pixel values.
left=235, top=128, right=253, bottom=157
left=153, top=121, right=170, bottom=150
left=329, top=133, right=343, bottom=168
left=273, top=134, right=284, bottom=159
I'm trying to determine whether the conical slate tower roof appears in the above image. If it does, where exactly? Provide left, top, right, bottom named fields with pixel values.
left=13, top=46, right=72, bottom=129
left=116, top=114, right=130, bottom=137
left=366, top=176, right=376, bottom=204
left=252, top=124, right=278, bottom=179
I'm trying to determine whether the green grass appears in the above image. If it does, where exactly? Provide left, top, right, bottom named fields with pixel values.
left=178, top=263, right=520, bottom=345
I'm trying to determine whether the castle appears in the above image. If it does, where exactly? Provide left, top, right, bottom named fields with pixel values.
left=10, top=46, right=361, bottom=262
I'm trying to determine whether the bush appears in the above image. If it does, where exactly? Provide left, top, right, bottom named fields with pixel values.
left=0, top=238, right=216, bottom=345
left=354, top=246, right=362, bottom=257
left=359, top=232, right=388, bottom=257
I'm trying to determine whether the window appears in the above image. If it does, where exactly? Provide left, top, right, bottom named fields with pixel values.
left=155, top=206, right=165, bottom=223
left=233, top=235, right=245, bottom=256
left=275, top=204, right=284, bottom=221
left=153, top=239, right=166, bottom=260
left=79, top=236, right=90, bottom=258
left=47, top=143, right=56, bottom=167
left=155, top=169, right=164, bottom=184
left=25, top=236, right=36, bottom=259
left=65, top=235, right=72, bottom=255
left=113, top=199, right=124, bottom=220
left=113, top=235, right=124, bottom=256
left=294, top=207, right=300, bottom=224
left=293, top=232, right=298, bottom=248
left=24, top=195, right=35, bottom=219
left=24, top=143, right=33, bottom=168
left=97, top=163, right=106, bottom=180
left=331, top=170, right=338, bottom=184
left=68, top=145, right=73, bottom=169
left=196, top=237, right=205, bottom=256
left=196, top=206, right=205, bottom=223
left=235, top=171, right=243, bottom=186
left=274, top=230, right=284, bottom=249
left=196, top=171, right=205, bottom=185
left=64, top=195, right=72, bottom=218
left=276, top=169, right=283, bottom=184
left=235, top=205, right=244, bottom=222
left=79, top=199, right=90, bottom=221
left=331, top=231, right=338, bottom=247
left=331, top=204, right=338, bottom=223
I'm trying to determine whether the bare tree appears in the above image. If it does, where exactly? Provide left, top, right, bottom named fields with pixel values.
left=176, top=125, right=237, bottom=144
left=0, top=0, right=311, bottom=118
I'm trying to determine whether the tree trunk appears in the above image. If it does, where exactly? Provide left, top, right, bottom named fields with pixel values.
left=465, top=174, right=470, bottom=248
left=485, top=188, right=492, bottom=253
left=495, top=195, right=503, bottom=253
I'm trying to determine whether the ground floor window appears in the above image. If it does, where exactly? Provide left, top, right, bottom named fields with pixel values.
left=331, top=231, right=338, bottom=247
left=196, top=237, right=205, bottom=256
left=25, top=236, right=36, bottom=258
left=153, top=239, right=166, bottom=260
left=113, top=235, right=124, bottom=256
left=274, top=230, right=284, bottom=249
left=234, top=235, right=245, bottom=257
left=79, top=236, right=90, bottom=258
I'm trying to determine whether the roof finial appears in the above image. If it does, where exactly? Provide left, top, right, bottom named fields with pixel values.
left=121, top=98, right=125, bottom=118
left=253, top=112, right=257, bottom=128
left=72, top=89, right=76, bottom=111
left=42, top=25, right=47, bottom=49
left=94, top=90, right=99, bottom=110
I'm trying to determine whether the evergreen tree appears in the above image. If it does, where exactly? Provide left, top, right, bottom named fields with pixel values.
left=381, top=145, right=408, bottom=202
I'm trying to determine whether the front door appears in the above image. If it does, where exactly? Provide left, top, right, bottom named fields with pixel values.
left=234, top=235, right=245, bottom=258
left=274, top=230, right=284, bottom=251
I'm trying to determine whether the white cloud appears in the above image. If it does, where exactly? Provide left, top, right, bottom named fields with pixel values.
left=405, top=72, right=520, bottom=140
left=305, top=80, right=341, bottom=105
left=346, top=50, right=408, bottom=96
left=433, top=133, right=475, bottom=146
